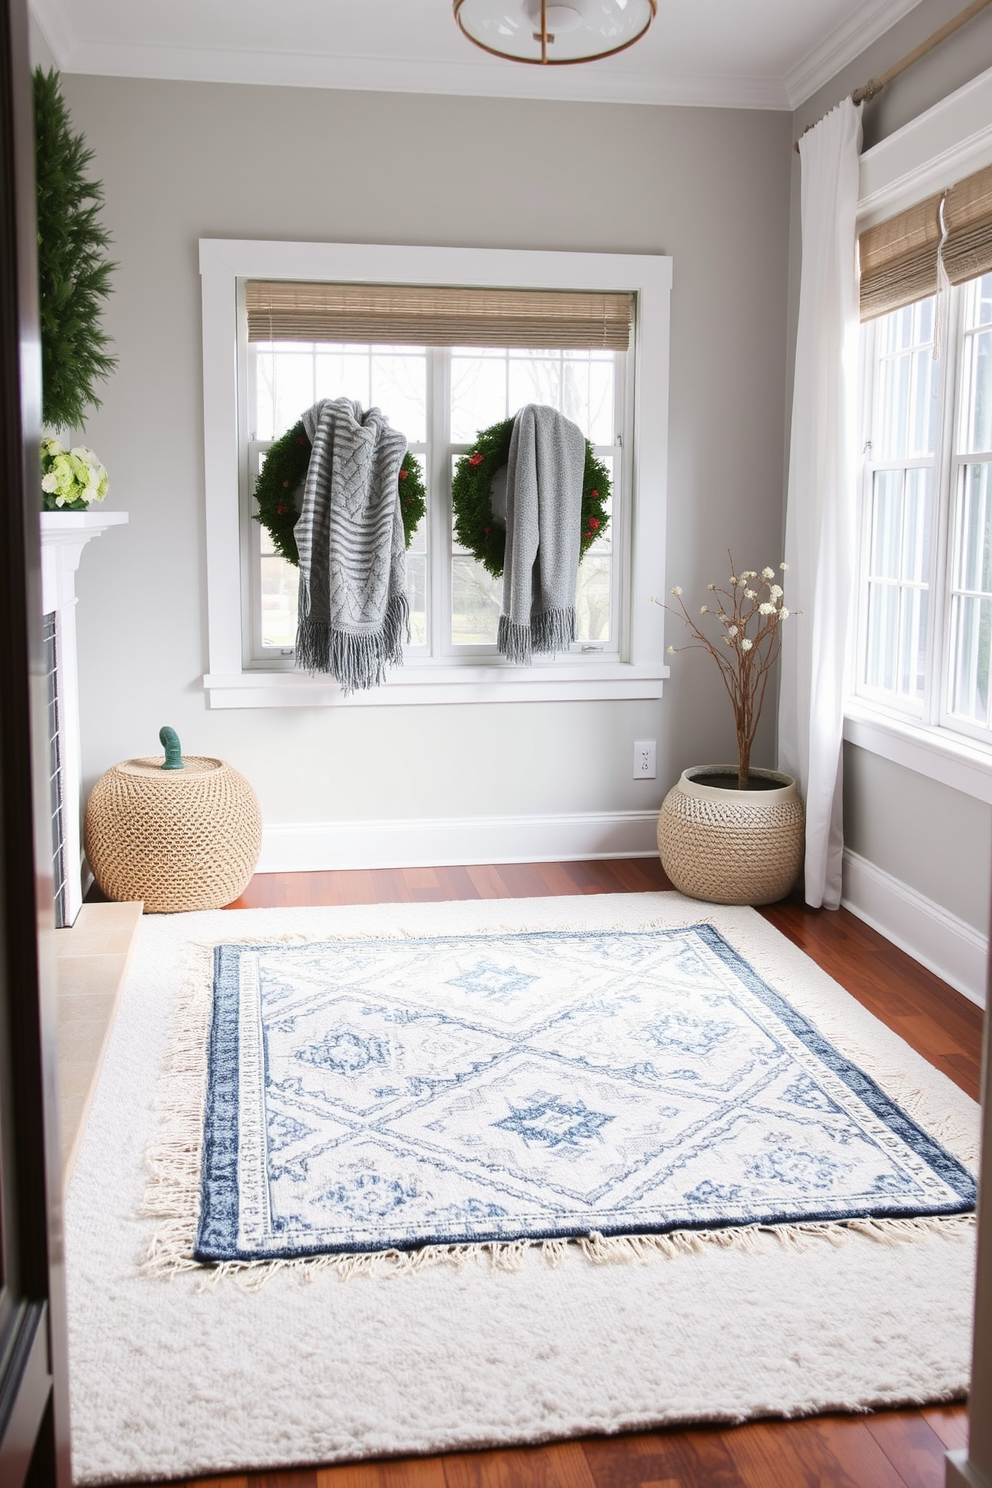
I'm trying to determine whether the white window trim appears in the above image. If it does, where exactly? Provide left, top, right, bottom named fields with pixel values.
left=845, top=66, right=992, bottom=786
left=199, top=238, right=673, bottom=709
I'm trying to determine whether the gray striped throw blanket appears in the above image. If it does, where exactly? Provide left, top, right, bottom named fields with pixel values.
left=294, top=398, right=409, bottom=693
left=498, top=404, right=586, bottom=664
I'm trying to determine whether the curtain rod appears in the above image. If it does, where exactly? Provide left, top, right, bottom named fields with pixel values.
left=792, top=0, right=992, bottom=153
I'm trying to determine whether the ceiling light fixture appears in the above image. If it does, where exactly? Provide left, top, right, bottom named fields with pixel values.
left=453, top=0, right=656, bottom=66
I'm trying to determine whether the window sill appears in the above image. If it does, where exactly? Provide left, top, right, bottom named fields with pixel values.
left=203, top=661, right=670, bottom=709
left=843, top=700, right=992, bottom=805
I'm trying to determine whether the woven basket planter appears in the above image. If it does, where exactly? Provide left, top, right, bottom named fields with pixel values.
left=85, top=756, right=262, bottom=913
left=657, top=766, right=805, bottom=907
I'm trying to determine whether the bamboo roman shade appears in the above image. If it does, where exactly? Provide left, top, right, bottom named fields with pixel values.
left=859, top=163, right=992, bottom=320
left=245, top=281, right=634, bottom=350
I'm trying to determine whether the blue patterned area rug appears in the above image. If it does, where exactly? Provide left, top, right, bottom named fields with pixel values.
left=194, top=924, right=975, bottom=1264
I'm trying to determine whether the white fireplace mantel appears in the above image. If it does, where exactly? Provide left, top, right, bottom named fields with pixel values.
left=40, top=510, right=128, bottom=924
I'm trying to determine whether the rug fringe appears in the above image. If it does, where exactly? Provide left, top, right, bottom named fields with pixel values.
left=141, top=927, right=977, bottom=1291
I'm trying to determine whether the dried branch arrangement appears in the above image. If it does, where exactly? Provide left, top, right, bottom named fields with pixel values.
left=652, top=556, right=794, bottom=790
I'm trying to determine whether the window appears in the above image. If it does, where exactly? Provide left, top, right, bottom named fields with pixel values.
left=856, top=272, right=992, bottom=743
left=199, top=240, right=672, bottom=708
left=246, top=338, right=623, bottom=665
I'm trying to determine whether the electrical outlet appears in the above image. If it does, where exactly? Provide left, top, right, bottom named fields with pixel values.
left=633, top=740, right=657, bottom=779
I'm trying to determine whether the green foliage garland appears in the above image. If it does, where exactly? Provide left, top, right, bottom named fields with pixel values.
left=33, top=68, right=117, bottom=431
left=252, top=419, right=426, bottom=564
left=451, top=415, right=611, bottom=579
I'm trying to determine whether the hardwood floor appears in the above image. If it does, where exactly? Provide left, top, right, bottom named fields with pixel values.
left=141, top=859, right=982, bottom=1488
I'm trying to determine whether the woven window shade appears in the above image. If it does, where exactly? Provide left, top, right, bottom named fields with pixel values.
left=859, top=192, right=944, bottom=320
left=245, top=281, right=634, bottom=350
left=943, top=163, right=992, bottom=287
left=859, top=163, right=992, bottom=320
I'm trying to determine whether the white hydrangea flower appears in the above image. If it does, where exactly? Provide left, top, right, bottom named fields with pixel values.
left=728, top=625, right=738, bottom=637
left=761, top=566, right=775, bottom=580
left=700, top=605, right=708, bottom=614
left=744, top=589, right=756, bottom=599
left=780, top=562, right=789, bottom=571
left=759, top=602, right=775, bottom=615
left=671, top=585, right=683, bottom=597
left=769, top=585, right=783, bottom=598
left=779, top=607, right=790, bottom=619
left=729, top=575, right=738, bottom=585
left=667, top=645, right=676, bottom=654
left=41, top=473, right=58, bottom=494
left=707, top=583, right=716, bottom=591
left=740, top=638, right=753, bottom=651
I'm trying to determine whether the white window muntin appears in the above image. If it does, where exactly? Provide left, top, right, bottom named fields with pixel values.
left=242, top=340, right=627, bottom=668
left=201, top=239, right=671, bottom=709
left=856, top=274, right=992, bottom=747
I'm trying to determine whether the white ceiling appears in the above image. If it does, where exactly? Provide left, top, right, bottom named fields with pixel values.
left=30, top=0, right=923, bottom=111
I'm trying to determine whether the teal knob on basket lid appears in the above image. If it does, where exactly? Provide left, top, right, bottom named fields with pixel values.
left=159, top=726, right=184, bottom=770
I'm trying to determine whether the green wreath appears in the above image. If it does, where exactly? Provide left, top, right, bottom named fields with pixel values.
left=451, top=416, right=611, bottom=579
left=253, top=418, right=427, bottom=565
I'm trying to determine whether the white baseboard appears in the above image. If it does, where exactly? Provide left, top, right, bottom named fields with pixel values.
left=842, top=849, right=988, bottom=1007
left=258, top=809, right=661, bottom=875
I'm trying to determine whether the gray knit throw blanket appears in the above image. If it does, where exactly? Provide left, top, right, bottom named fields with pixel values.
left=294, top=398, right=409, bottom=693
left=498, top=403, right=586, bottom=664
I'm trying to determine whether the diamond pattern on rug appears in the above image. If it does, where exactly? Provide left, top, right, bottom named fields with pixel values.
left=195, top=926, right=976, bottom=1262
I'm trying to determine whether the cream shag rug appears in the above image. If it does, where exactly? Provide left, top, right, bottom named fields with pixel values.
left=66, top=894, right=979, bottom=1484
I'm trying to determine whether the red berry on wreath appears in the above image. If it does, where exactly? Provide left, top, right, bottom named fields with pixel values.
left=588, top=517, right=600, bottom=530
left=276, top=503, right=288, bottom=515
left=469, top=451, right=484, bottom=467
left=296, top=437, right=305, bottom=445
left=484, top=526, right=490, bottom=534
left=590, top=489, right=598, bottom=498
left=399, top=468, right=408, bottom=480
left=282, top=479, right=290, bottom=488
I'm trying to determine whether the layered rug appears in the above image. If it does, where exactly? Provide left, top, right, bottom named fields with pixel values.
left=66, top=894, right=980, bottom=1484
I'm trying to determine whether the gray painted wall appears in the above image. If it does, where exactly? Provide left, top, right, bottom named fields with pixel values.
left=59, top=75, right=792, bottom=837
left=787, top=2, right=992, bottom=935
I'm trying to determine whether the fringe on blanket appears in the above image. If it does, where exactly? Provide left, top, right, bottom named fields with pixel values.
left=296, top=590, right=409, bottom=694
left=496, top=606, right=575, bottom=665
left=141, top=928, right=978, bottom=1293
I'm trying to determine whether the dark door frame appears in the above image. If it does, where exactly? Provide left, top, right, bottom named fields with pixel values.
left=0, top=0, right=72, bottom=1480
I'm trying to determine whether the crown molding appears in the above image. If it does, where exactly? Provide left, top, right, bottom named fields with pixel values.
left=29, top=0, right=75, bottom=69
left=28, top=0, right=791, bottom=109
left=857, top=61, right=992, bottom=225
left=785, top=0, right=922, bottom=109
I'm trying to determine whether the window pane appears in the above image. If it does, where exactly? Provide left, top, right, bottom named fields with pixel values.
left=962, top=325, right=992, bottom=454
left=255, top=352, right=276, bottom=440
left=406, top=551, right=427, bottom=646
left=898, top=584, right=929, bottom=698
left=863, top=466, right=932, bottom=703
left=870, top=470, right=903, bottom=579
left=955, top=462, right=992, bottom=593
left=314, top=349, right=371, bottom=407
left=451, top=556, right=502, bottom=645
left=576, top=555, right=611, bottom=644
left=866, top=582, right=898, bottom=692
left=902, top=467, right=933, bottom=583
left=260, top=554, right=299, bottom=650
left=272, top=351, right=316, bottom=439
left=371, top=352, right=427, bottom=444
left=451, top=356, right=508, bottom=442
left=949, top=594, right=992, bottom=724
left=874, top=298, right=937, bottom=461
left=508, top=355, right=562, bottom=421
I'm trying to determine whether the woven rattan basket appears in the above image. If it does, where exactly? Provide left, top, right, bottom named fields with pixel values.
left=85, top=755, right=262, bottom=913
left=657, top=765, right=804, bottom=906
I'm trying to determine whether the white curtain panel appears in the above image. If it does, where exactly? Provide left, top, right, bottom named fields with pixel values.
left=779, top=98, right=863, bottom=910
